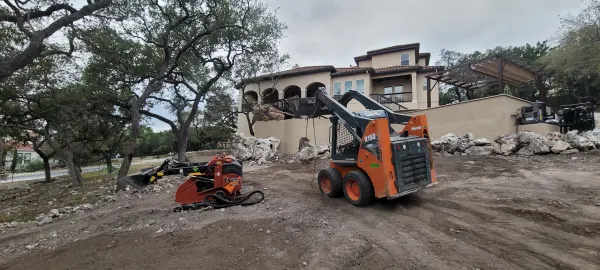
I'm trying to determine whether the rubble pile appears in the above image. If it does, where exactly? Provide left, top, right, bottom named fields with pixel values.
left=295, top=137, right=330, bottom=163
left=432, top=130, right=600, bottom=156
left=34, top=203, right=95, bottom=226
left=432, top=133, right=494, bottom=156
left=251, top=104, right=285, bottom=122
left=231, top=132, right=281, bottom=165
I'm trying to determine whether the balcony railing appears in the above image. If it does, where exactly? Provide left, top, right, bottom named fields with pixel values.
left=369, top=92, right=412, bottom=104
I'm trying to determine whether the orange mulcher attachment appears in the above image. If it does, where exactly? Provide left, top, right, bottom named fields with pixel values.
left=173, top=154, right=264, bottom=212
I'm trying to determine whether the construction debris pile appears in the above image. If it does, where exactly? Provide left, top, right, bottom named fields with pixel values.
left=296, top=137, right=330, bottom=163
left=231, top=132, right=281, bottom=164
left=35, top=203, right=95, bottom=226
left=432, top=131, right=600, bottom=156
left=252, top=104, right=285, bottom=122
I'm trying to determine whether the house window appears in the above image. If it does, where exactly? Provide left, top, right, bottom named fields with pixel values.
left=23, top=153, right=31, bottom=164
left=401, top=53, right=409, bottom=66
left=383, top=85, right=408, bottom=102
left=333, top=82, right=341, bottom=95
left=356, top=80, right=364, bottom=93
left=394, top=85, right=403, bottom=93
left=423, top=80, right=428, bottom=91
left=344, top=81, right=352, bottom=92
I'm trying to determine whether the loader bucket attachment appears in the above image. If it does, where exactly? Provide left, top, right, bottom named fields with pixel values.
left=120, top=170, right=154, bottom=190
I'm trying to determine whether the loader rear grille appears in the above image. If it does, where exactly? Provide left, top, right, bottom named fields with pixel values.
left=391, top=137, right=432, bottom=192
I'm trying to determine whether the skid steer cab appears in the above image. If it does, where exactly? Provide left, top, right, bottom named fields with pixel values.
left=288, top=88, right=437, bottom=207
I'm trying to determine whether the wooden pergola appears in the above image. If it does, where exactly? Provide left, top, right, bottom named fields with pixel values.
left=425, top=55, right=547, bottom=107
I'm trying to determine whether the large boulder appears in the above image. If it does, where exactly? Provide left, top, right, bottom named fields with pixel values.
left=581, top=131, right=600, bottom=148
left=295, top=138, right=330, bottom=163
left=231, top=133, right=280, bottom=162
left=494, top=134, right=518, bottom=155
left=457, top=133, right=475, bottom=152
left=546, top=132, right=563, bottom=143
left=516, top=131, right=550, bottom=156
left=252, top=104, right=285, bottom=122
left=473, top=138, right=492, bottom=146
left=563, top=130, right=595, bottom=151
left=551, top=140, right=571, bottom=154
left=431, top=133, right=460, bottom=154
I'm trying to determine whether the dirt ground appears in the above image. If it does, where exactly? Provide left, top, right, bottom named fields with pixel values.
left=1, top=153, right=600, bottom=270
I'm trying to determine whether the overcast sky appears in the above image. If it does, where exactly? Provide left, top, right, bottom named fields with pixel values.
left=150, top=0, right=585, bottom=131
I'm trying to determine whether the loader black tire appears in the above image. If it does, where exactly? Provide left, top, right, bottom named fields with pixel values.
left=343, top=171, right=374, bottom=207
left=318, top=168, right=343, bottom=198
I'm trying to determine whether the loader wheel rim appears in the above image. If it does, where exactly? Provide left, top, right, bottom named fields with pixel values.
left=320, top=176, right=332, bottom=194
left=345, top=179, right=360, bottom=201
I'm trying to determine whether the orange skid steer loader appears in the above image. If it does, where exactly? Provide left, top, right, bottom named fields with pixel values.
left=288, top=88, right=437, bottom=207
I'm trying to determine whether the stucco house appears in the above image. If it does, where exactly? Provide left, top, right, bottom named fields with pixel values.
left=237, top=42, right=445, bottom=117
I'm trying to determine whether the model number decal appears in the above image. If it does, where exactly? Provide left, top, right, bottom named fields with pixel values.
left=364, top=111, right=382, bottom=117
left=364, top=133, right=377, bottom=142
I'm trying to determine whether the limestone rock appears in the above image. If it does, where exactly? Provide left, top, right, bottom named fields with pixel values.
left=473, top=138, right=491, bottom=146
left=464, top=146, right=494, bottom=156
left=252, top=104, right=285, bottom=122
left=551, top=141, right=571, bottom=154
left=563, top=130, right=595, bottom=151
left=37, top=216, right=52, bottom=226
left=581, top=131, right=600, bottom=148
left=494, top=134, right=518, bottom=155
left=296, top=140, right=318, bottom=162
left=560, top=149, right=579, bottom=155
left=457, top=133, right=475, bottom=152
left=546, top=132, right=563, bottom=143
left=431, top=133, right=460, bottom=154
left=231, top=133, right=281, bottom=163
left=49, top=209, right=60, bottom=218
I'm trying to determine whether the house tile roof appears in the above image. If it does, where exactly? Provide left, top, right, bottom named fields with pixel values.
left=331, top=67, right=374, bottom=77
left=354, top=43, right=422, bottom=64
left=240, top=65, right=335, bottom=84
left=366, top=43, right=420, bottom=56
left=373, top=65, right=444, bottom=76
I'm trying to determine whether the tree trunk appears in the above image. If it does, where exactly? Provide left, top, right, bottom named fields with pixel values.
left=64, top=151, right=80, bottom=187
left=175, top=130, right=189, bottom=163
left=116, top=101, right=141, bottom=191
left=245, top=113, right=255, bottom=136
left=104, top=153, right=113, bottom=179
left=32, top=143, right=53, bottom=183
left=0, top=140, right=4, bottom=167
left=42, top=158, right=52, bottom=183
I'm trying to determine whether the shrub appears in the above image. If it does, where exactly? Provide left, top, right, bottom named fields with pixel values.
left=23, top=160, right=45, bottom=172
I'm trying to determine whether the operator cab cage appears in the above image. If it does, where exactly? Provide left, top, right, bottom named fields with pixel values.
left=287, top=87, right=422, bottom=161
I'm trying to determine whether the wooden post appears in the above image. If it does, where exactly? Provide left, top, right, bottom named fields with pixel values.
left=427, top=77, right=432, bottom=108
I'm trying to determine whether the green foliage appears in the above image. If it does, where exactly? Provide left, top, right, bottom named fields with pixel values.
left=438, top=41, right=552, bottom=105
left=23, top=159, right=44, bottom=172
